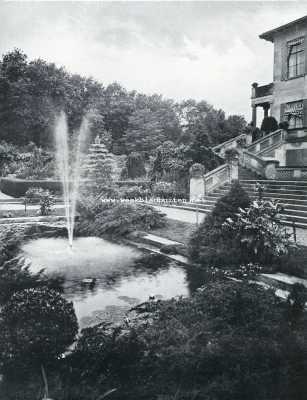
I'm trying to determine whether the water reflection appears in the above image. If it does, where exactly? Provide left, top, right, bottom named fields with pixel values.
left=22, top=237, right=190, bottom=329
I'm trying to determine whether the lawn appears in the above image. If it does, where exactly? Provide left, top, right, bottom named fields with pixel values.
left=152, top=218, right=196, bottom=245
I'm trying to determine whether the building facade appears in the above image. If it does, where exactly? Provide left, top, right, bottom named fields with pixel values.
left=251, top=16, right=307, bottom=168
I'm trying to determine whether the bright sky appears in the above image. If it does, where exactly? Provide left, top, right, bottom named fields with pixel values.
left=1, top=1, right=307, bottom=121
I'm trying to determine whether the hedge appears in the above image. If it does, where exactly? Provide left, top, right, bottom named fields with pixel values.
left=0, top=178, right=63, bottom=197
left=115, top=180, right=151, bottom=189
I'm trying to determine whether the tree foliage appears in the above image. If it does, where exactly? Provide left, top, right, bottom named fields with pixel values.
left=0, top=49, right=246, bottom=156
left=126, top=152, right=146, bottom=179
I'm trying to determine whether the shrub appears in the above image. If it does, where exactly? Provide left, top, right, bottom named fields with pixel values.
left=152, top=181, right=186, bottom=199
left=39, top=190, right=55, bottom=216
left=224, top=148, right=239, bottom=163
left=76, top=199, right=166, bottom=237
left=24, top=187, right=55, bottom=215
left=66, top=281, right=307, bottom=400
left=120, top=185, right=151, bottom=199
left=261, top=116, right=278, bottom=134
left=0, top=288, right=78, bottom=375
left=0, top=177, right=62, bottom=197
left=189, top=181, right=250, bottom=268
left=223, top=199, right=294, bottom=266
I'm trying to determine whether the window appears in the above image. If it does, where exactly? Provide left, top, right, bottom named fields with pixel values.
left=287, top=37, right=305, bottom=79
left=284, top=100, right=304, bottom=129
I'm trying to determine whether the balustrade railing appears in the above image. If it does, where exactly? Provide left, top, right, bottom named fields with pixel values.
left=246, top=129, right=284, bottom=155
left=242, top=151, right=266, bottom=176
left=204, top=163, right=232, bottom=194
left=212, top=134, right=247, bottom=157
left=276, top=167, right=307, bottom=180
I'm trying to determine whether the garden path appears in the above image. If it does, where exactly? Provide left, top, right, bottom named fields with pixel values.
left=153, top=205, right=307, bottom=246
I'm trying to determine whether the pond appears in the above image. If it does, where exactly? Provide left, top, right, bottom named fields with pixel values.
left=22, top=237, right=190, bottom=329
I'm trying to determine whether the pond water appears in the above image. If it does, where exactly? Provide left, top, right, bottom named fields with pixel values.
left=22, top=237, right=190, bottom=329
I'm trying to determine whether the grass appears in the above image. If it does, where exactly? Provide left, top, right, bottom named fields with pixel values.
left=0, top=208, right=66, bottom=218
left=152, top=218, right=196, bottom=245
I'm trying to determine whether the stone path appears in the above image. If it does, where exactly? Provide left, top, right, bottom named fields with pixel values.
left=154, top=205, right=205, bottom=224
left=154, top=205, right=307, bottom=245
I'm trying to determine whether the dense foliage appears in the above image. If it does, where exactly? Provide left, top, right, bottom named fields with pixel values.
left=0, top=49, right=246, bottom=158
left=223, top=199, right=294, bottom=266
left=0, top=226, right=64, bottom=304
left=0, top=288, right=78, bottom=376
left=76, top=197, right=166, bottom=236
left=189, top=180, right=251, bottom=268
left=125, top=152, right=146, bottom=179
left=9, top=281, right=304, bottom=400
left=261, top=116, right=279, bottom=135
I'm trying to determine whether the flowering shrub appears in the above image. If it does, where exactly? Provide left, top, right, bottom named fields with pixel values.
left=25, top=187, right=55, bottom=215
left=152, top=181, right=186, bottom=199
left=223, top=199, right=295, bottom=265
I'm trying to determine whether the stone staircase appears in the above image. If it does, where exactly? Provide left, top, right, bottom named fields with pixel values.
left=187, top=166, right=307, bottom=229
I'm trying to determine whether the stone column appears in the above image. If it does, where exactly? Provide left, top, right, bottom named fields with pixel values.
left=251, top=83, right=258, bottom=127
left=263, top=104, right=270, bottom=118
left=252, top=105, right=257, bottom=127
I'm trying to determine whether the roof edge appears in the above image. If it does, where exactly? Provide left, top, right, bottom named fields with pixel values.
left=259, top=15, right=307, bottom=42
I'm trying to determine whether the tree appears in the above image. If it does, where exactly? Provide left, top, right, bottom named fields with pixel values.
left=126, top=152, right=146, bottom=179
left=0, top=288, right=78, bottom=376
left=124, top=108, right=166, bottom=154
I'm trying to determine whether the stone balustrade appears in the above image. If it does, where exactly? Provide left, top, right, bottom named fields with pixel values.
left=189, top=162, right=238, bottom=202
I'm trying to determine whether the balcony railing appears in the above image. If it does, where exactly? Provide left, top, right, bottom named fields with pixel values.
left=253, top=83, right=273, bottom=98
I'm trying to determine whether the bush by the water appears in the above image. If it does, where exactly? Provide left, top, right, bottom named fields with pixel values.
left=76, top=198, right=166, bottom=236
left=189, top=180, right=250, bottom=268
left=0, top=288, right=78, bottom=377
left=0, top=226, right=64, bottom=304
left=8, top=280, right=304, bottom=400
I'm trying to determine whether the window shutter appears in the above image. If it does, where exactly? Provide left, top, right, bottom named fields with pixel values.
left=280, top=103, right=286, bottom=123
left=281, top=42, right=288, bottom=81
left=303, top=99, right=307, bottom=127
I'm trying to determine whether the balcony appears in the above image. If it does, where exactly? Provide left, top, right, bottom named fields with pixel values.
left=251, top=82, right=273, bottom=107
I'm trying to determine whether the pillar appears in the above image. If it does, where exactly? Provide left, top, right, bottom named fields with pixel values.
left=263, top=104, right=270, bottom=118
left=252, top=105, right=257, bottom=127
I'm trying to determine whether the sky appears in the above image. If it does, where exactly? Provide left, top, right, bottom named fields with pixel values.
left=1, top=1, right=307, bottom=121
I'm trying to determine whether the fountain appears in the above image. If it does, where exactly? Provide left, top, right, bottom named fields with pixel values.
left=22, top=112, right=190, bottom=329
left=54, top=112, right=88, bottom=246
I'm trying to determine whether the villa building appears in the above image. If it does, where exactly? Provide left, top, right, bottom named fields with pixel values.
left=190, top=16, right=307, bottom=228
left=252, top=16, right=307, bottom=167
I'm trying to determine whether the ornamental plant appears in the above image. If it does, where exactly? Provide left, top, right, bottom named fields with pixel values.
left=223, top=199, right=295, bottom=265
left=189, top=181, right=250, bottom=268
left=0, top=288, right=78, bottom=376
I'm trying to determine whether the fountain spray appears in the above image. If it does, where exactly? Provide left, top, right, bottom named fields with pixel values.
left=55, top=112, right=89, bottom=247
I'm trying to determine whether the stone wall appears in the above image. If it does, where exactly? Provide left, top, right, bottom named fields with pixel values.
left=271, top=24, right=307, bottom=122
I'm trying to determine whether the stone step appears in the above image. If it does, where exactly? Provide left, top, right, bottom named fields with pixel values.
left=240, top=179, right=307, bottom=185
left=215, top=188, right=307, bottom=201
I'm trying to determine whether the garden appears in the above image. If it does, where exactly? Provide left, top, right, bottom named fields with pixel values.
left=1, top=49, right=307, bottom=400
left=1, top=178, right=307, bottom=400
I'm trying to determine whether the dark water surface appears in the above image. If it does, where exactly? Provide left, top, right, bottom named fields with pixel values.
left=22, top=237, right=190, bottom=329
